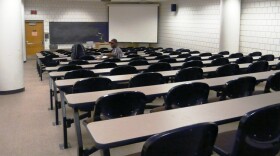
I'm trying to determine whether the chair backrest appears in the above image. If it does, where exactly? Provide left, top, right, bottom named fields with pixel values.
left=179, top=49, right=190, bottom=52
left=57, top=65, right=82, bottom=71
left=103, top=58, right=121, bottom=63
left=249, top=51, right=262, bottom=56
left=276, top=62, right=280, bottom=70
left=149, top=53, right=163, bottom=56
left=247, top=61, right=269, bottom=73
left=218, top=51, right=230, bottom=55
left=146, top=63, right=172, bottom=72
left=129, top=72, right=165, bottom=87
left=209, top=54, right=224, bottom=60
left=127, top=54, right=140, bottom=58
left=131, top=57, right=147, bottom=61
left=189, top=51, right=200, bottom=54
left=141, top=123, right=218, bottom=156
left=155, top=55, right=170, bottom=60
left=211, top=58, right=230, bottom=66
left=165, top=83, right=209, bottom=110
left=94, top=62, right=117, bottom=69
left=169, top=52, right=181, bottom=55
left=40, top=58, right=59, bottom=67
left=177, top=53, right=191, bottom=58
left=235, top=56, right=253, bottom=64
left=175, top=67, right=203, bottom=82
left=128, top=60, right=149, bottom=66
left=182, top=60, right=203, bottom=68
left=229, top=53, right=243, bottom=58
left=231, top=103, right=280, bottom=156
left=79, top=55, right=95, bottom=60
left=185, top=56, right=201, bottom=61
left=110, top=65, right=138, bottom=75
left=72, top=77, right=113, bottom=93
left=71, top=43, right=86, bottom=60
left=264, top=72, right=280, bottom=93
left=64, top=69, right=97, bottom=79
left=158, top=58, right=177, bottom=63
left=199, top=52, right=212, bottom=57
left=222, top=76, right=257, bottom=99
left=259, top=54, right=275, bottom=61
left=216, top=64, right=240, bottom=77
left=68, top=60, right=89, bottom=65
left=94, top=91, right=146, bottom=121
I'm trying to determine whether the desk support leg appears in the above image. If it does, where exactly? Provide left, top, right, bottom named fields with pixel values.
left=100, top=149, right=110, bottom=156
left=74, top=108, right=84, bottom=156
left=53, top=79, right=61, bottom=126
left=49, top=78, right=53, bottom=110
left=59, top=91, right=70, bottom=149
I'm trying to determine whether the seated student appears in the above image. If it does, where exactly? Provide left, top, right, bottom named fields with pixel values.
left=71, top=43, right=85, bottom=60
left=105, top=39, right=123, bottom=59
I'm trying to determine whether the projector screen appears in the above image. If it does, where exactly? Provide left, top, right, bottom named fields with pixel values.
left=109, top=4, right=159, bottom=43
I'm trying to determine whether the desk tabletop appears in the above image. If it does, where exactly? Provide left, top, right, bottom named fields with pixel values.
left=55, top=64, right=251, bottom=87
left=86, top=92, right=280, bottom=148
left=65, top=70, right=280, bottom=107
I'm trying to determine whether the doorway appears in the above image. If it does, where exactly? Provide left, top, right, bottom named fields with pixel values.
left=25, top=21, right=44, bottom=56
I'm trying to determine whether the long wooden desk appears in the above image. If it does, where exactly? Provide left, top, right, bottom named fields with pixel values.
left=63, top=70, right=280, bottom=156
left=86, top=92, right=280, bottom=156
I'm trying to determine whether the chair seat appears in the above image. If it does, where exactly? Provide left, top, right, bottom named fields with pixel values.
left=214, top=130, right=237, bottom=156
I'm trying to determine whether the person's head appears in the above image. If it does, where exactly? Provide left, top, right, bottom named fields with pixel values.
left=110, top=39, right=118, bottom=48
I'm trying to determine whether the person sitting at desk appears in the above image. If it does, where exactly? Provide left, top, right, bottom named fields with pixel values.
left=71, top=43, right=85, bottom=60
left=105, top=39, right=123, bottom=59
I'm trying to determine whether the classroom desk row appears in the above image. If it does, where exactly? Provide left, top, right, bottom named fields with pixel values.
left=58, top=70, right=280, bottom=156
left=86, top=92, right=280, bottom=156
left=46, top=57, right=261, bottom=72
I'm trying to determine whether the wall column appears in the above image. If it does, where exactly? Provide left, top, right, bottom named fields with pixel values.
left=219, top=0, right=241, bottom=52
left=0, top=0, right=25, bottom=94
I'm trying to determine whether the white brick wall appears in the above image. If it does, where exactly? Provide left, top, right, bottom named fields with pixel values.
left=156, top=0, right=221, bottom=52
left=240, top=0, right=280, bottom=56
left=24, top=0, right=108, bottom=49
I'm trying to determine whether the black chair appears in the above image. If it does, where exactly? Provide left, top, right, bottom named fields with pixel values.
left=139, top=123, right=218, bottom=156
left=94, top=62, right=117, bottom=69
left=64, top=69, right=97, bottom=79
left=220, top=76, right=257, bottom=100
left=169, top=52, right=181, bottom=55
left=210, top=58, right=229, bottom=66
left=276, top=62, right=280, bottom=70
left=155, top=55, right=170, bottom=60
left=163, top=48, right=173, bottom=52
left=149, top=53, right=163, bottom=56
left=216, top=64, right=240, bottom=77
left=103, top=58, right=121, bottom=63
left=131, top=57, right=147, bottom=61
left=209, top=54, right=224, bottom=60
left=214, top=103, right=280, bottom=156
left=177, top=53, right=191, bottom=58
left=189, top=51, right=200, bottom=54
left=199, top=52, right=212, bottom=57
left=68, top=60, right=89, bottom=65
left=110, top=65, right=138, bottom=75
left=185, top=56, right=201, bottom=61
left=127, top=54, right=140, bottom=58
left=182, top=60, right=203, bottom=68
left=93, top=91, right=146, bottom=121
left=158, top=58, right=177, bottom=63
left=246, top=61, right=269, bottom=73
left=229, top=53, right=243, bottom=58
left=249, top=51, right=262, bottom=56
left=57, top=65, right=82, bottom=71
left=128, top=60, right=149, bottom=66
left=174, top=67, right=203, bottom=82
left=264, top=72, right=280, bottom=93
left=177, top=49, right=190, bottom=52
left=151, top=83, right=209, bottom=112
left=218, top=51, right=230, bottom=55
left=146, top=63, right=172, bottom=72
left=235, top=56, right=253, bottom=64
left=258, top=54, right=275, bottom=61
left=79, top=55, right=95, bottom=60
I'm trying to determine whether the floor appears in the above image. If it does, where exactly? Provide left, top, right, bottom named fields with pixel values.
left=0, top=58, right=274, bottom=156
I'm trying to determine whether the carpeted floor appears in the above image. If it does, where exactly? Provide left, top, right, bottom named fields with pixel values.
left=0, top=58, right=277, bottom=156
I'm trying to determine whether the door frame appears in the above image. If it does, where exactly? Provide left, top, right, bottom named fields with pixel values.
left=25, top=20, right=45, bottom=54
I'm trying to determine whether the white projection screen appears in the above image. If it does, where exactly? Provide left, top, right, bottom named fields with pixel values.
left=109, top=4, right=159, bottom=43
